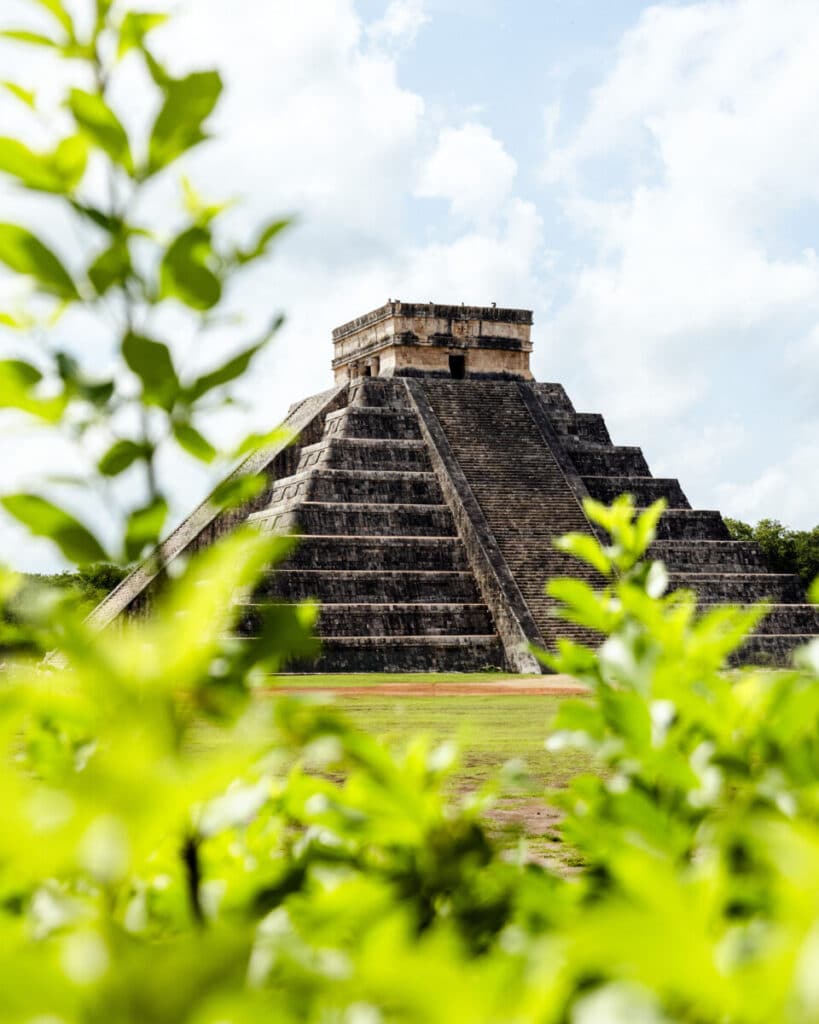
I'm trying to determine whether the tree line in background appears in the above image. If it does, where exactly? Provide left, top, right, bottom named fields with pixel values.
left=0, top=3, right=818, bottom=1022
left=725, top=517, right=819, bottom=590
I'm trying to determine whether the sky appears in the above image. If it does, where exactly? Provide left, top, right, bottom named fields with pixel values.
left=1, top=0, right=818, bottom=570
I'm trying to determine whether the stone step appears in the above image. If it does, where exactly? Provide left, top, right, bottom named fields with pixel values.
left=669, top=572, right=805, bottom=604
left=268, top=469, right=443, bottom=506
left=296, top=438, right=431, bottom=473
left=576, top=413, right=611, bottom=444
left=567, top=443, right=650, bottom=477
left=348, top=378, right=412, bottom=409
left=239, top=602, right=495, bottom=638
left=734, top=634, right=816, bottom=667
left=531, top=382, right=575, bottom=414
left=324, top=406, right=422, bottom=440
left=584, top=476, right=690, bottom=509
left=547, top=411, right=611, bottom=445
left=752, top=605, right=819, bottom=635
left=283, top=535, right=467, bottom=571
left=254, top=502, right=456, bottom=537
left=309, top=635, right=506, bottom=672
left=646, top=509, right=729, bottom=541
left=651, top=540, right=766, bottom=573
left=256, top=569, right=481, bottom=603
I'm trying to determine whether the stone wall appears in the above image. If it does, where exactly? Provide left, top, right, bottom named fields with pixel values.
left=332, top=301, right=534, bottom=384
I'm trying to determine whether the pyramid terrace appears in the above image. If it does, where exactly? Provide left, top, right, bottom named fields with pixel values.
left=91, top=301, right=819, bottom=671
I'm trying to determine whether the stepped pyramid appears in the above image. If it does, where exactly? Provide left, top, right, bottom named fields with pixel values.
left=92, top=301, right=819, bottom=671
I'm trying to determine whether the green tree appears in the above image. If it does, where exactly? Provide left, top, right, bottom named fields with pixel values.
left=726, top=517, right=819, bottom=588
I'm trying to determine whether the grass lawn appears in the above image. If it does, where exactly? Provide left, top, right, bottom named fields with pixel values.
left=326, top=690, right=594, bottom=869
left=337, top=693, right=586, bottom=787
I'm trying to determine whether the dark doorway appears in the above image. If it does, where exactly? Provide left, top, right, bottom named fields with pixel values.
left=449, top=354, right=466, bottom=380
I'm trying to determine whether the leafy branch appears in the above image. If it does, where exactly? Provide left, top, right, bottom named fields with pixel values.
left=0, top=0, right=291, bottom=566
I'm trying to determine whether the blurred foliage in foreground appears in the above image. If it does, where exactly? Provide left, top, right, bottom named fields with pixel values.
left=725, top=517, right=819, bottom=589
left=1, top=494, right=818, bottom=1023
left=2, top=3, right=819, bottom=1022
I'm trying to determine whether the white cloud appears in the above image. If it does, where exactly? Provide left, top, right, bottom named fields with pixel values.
left=403, top=198, right=543, bottom=305
left=416, top=122, right=518, bottom=221
left=715, top=433, right=819, bottom=529
left=652, top=419, right=747, bottom=484
left=368, top=0, right=429, bottom=50
left=537, top=0, right=819, bottom=531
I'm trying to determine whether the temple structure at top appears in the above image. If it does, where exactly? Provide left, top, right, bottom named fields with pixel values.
left=91, top=299, right=819, bottom=672
left=332, top=301, right=534, bottom=383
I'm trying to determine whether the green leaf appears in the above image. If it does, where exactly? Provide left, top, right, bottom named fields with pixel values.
left=118, top=11, right=169, bottom=58
left=1, top=494, right=106, bottom=564
left=0, top=359, right=66, bottom=422
left=0, top=311, right=30, bottom=328
left=634, top=499, right=667, bottom=555
left=1, top=82, right=36, bottom=109
left=124, top=496, right=168, bottom=561
left=70, top=201, right=122, bottom=233
left=122, top=331, right=179, bottom=410
left=142, top=49, right=172, bottom=88
left=0, top=358, right=39, bottom=388
left=0, top=223, right=79, bottom=300
left=232, top=425, right=293, bottom=459
left=32, top=0, right=75, bottom=35
left=55, top=351, right=114, bottom=408
left=211, top=472, right=266, bottom=510
left=547, top=577, right=614, bottom=633
left=0, top=136, right=86, bottom=194
left=148, top=70, right=222, bottom=174
left=68, top=89, right=133, bottom=173
left=185, top=339, right=270, bottom=404
left=0, top=138, right=54, bottom=191
left=50, top=135, right=88, bottom=189
left=160, top=226, right=221, bottom=311
left=554, top=532, right=613, bottom=577
left=172, top=421, right=217, bottom=463
left=809, top=577, right=819, bottom=605
left=0, top=30, right=60, bottom=48
left=98, top=439, right=149, bottom=477
left=233, top=217, right=291, bottom=265
left=87, top=239, right=131, bottom=295
left=181, top=177, right=233, bottom=226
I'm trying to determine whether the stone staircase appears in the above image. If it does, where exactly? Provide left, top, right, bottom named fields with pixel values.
left=243, top=379, right=505, bottom=672
left=420, top=380, right=602, bottom=651
left=531, top=383, right=819, bottom=663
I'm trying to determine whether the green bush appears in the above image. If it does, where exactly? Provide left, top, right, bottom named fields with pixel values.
left=2, top=4, right=819, bottom=1022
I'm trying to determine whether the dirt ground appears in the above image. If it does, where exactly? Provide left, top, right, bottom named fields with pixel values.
left=275, top=674, right=587, bottom=698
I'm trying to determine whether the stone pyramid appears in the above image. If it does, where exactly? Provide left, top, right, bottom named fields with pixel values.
left=92, top=301, right=819, bottom=671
